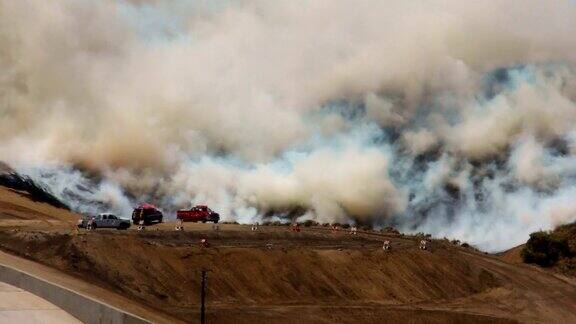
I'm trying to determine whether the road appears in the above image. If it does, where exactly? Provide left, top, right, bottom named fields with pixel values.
left=0, top=281, right=79, bottom=324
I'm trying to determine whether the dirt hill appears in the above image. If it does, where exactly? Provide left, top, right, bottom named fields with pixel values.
left=0, top=181, right=575, bottom=323
left=0, top=166, right=69, bottom=210
left=0, top=186, right=77, bottom=225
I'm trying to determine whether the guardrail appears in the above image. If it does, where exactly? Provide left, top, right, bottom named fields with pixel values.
left=0, top=262, right=149, bottom=324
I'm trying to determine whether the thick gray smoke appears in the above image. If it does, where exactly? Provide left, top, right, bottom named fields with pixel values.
left=2, top=0, right=576, bottom=251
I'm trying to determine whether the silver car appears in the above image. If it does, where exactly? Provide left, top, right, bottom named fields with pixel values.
left=77, top=213, right=131, bottom=230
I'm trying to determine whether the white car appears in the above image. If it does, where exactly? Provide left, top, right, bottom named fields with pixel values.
left=77, top=213, right=131, bottom=230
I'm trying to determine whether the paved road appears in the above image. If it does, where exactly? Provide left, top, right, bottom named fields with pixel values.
left=0, top=281, right=79, bottom=324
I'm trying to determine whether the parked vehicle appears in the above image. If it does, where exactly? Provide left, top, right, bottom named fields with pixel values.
left=131, top=203, right=163, bottom=225
left=177, top=205, right=220, bottom=223
left=77, top=213, right=131, bottom=230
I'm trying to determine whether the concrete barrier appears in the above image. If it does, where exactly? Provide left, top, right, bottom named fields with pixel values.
left=0, top=262, right=149, bottom=324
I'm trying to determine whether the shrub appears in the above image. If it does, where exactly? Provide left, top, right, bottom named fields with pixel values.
left=382, top=226, right=400, bottom=234
left=342, top=224, right=351, bottom=229
left=360, top=225, right=373, bottom=231
left=303, top=220, right=318, bottom=227
left=522, top=231, right=571, bottom=267
left=264, top=221, right=285, bottom=226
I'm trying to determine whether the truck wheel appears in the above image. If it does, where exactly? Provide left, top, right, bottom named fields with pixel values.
left=117, top=223, right=129, bottom=230
left=89, top=223, right=97, bottom=231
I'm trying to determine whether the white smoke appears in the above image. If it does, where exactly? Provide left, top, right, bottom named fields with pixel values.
left=1, top=0, right=576, bottom=251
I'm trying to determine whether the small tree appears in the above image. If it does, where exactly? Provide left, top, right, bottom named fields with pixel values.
left=303, top=220, right=318, bottom=227
left=360, top=225, right=373, bottom=231
left=522, top=231, right=570, bottom=267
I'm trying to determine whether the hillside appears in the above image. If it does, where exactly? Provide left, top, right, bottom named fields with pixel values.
left=0, top=185, right=77, bottom=225
left=0, top=181, right=575, bottom=323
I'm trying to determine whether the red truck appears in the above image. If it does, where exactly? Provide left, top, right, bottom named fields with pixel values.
left=177, top=205, right=220, bottom=223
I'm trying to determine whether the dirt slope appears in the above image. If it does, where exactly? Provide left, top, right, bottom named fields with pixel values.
left=498, top=245, right=524, bottom=264
left=0, top=185, right=575, bottom=323
left=0, top=186, right=77, bottom=224
left=0, top=224, right=575, bottom=323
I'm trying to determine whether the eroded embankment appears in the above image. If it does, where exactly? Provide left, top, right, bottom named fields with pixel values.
left=0, top=228, right=520, bottom=323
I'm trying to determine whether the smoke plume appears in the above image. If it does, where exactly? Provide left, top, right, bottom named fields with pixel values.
left=2, top=0, right=576, bottom=251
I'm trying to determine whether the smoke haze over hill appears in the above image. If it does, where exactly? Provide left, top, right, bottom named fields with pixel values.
left=1, top=0, right=576, bottom=250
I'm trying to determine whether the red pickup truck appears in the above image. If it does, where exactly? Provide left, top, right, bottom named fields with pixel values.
left=177, top=205, right=220, bottom=223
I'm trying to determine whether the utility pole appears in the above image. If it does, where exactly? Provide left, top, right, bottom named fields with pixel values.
left=200, top=269, right=208, bottom=324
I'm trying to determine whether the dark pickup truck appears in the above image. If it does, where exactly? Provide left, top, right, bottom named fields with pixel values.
left=132, top=203, right=163, bottom=225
